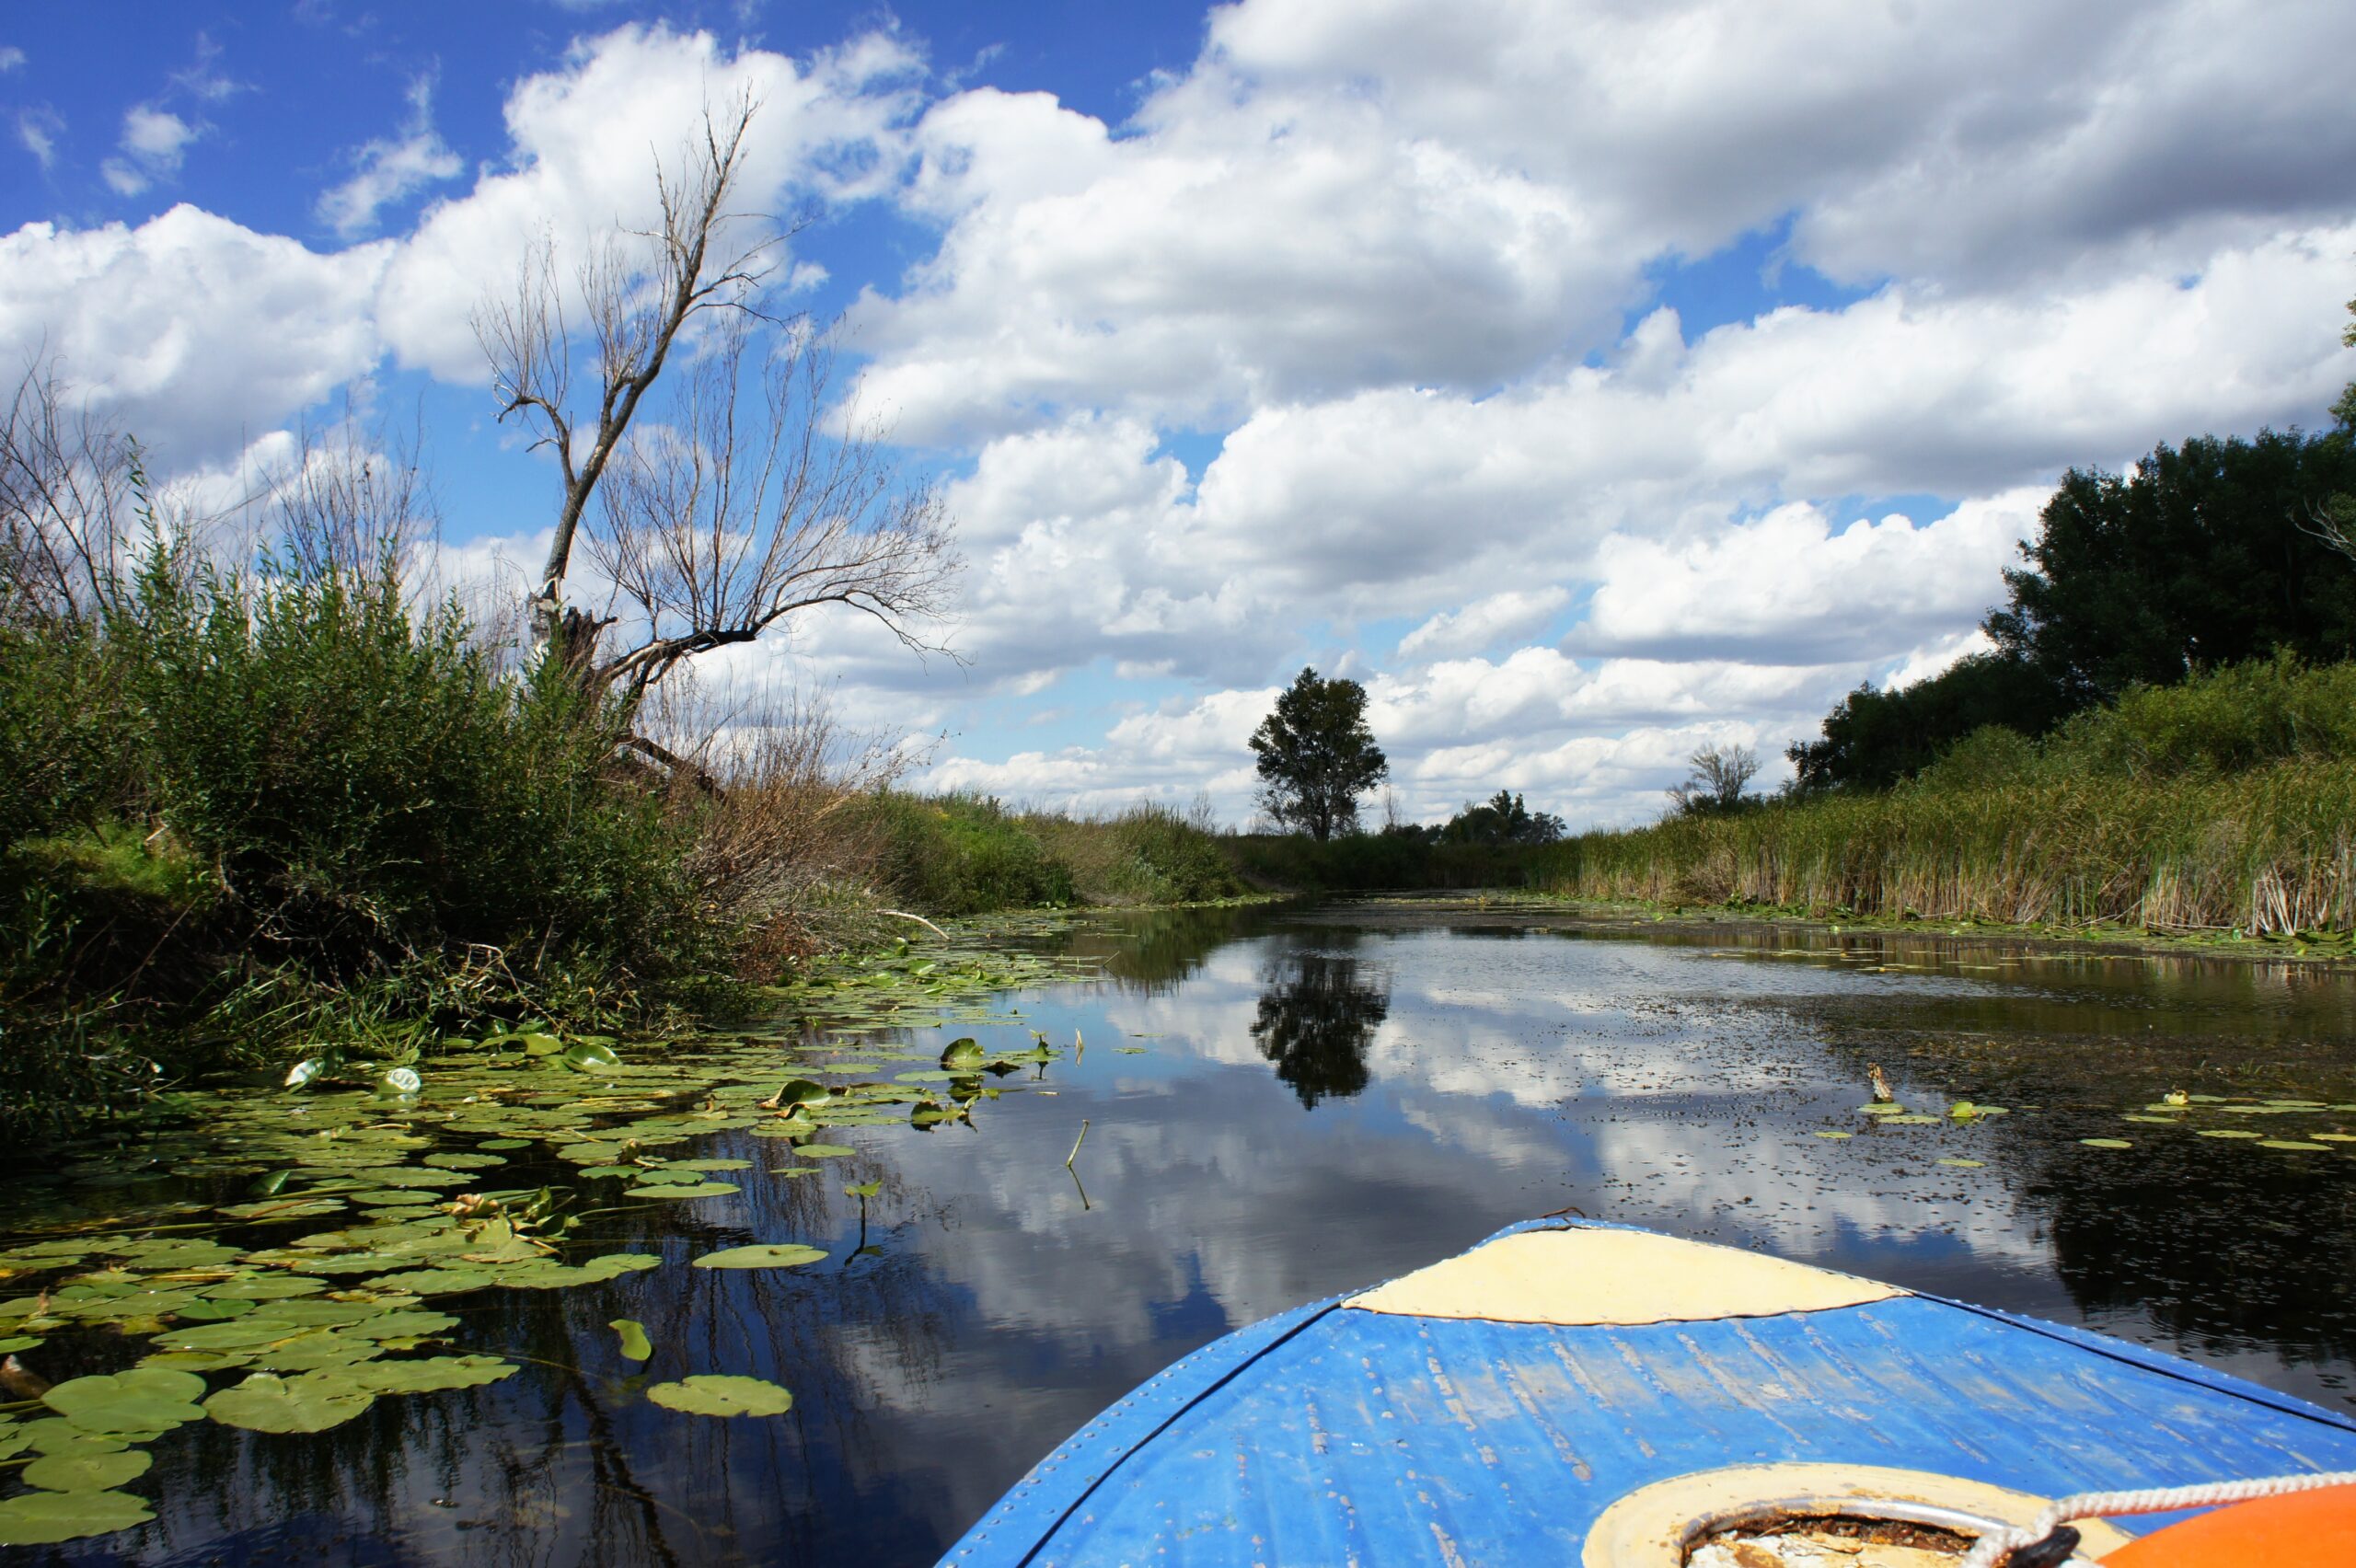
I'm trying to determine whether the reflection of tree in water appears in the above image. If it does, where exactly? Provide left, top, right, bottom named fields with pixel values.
left=1251, top=951, right=1391, bottom=1108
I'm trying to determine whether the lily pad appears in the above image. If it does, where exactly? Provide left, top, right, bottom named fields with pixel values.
left=560, top=1041, right=622, bottom=1072
left=611, top=1319, right=653, bottom=1360
left=795, top=1145, right=856, bottom=1159
left=626, top=1182, right=740, bottom=1200
left=646, top=1374, right=793, bottom=1417
left=43, top=1368, right=207, bottom=1434
left=348, top=1355, right=517, bottom=1393
left=940, top=1038, right=986, bottom=1071
left=2258, top=1139, right=2331, bottom=1151
left=2080, top=1137, right=2134, bottom=1149
left=2198, top=1129, right=2264, bottom=1139
left=1936, top=1158, right=1987, bottom=1169
left=0, top=1488, right=155, bottom=1546
left=204, top=1370, right=375, bottom=1433
left=691, top=1244, right=828, bottom=1271
left=22, top=1447, right=152, bottom=1493
left=1811, top=1130, right=1853, bottom=1140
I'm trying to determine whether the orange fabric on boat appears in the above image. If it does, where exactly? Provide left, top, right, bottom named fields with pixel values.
left=2103, top=1483, right=2356, bottom=1566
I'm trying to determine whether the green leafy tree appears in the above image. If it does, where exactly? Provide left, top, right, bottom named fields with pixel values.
left=1787, top=654, right=2075, bottom=790
left=1249, top=667, right=1388, bottom=841
left=1438, top=790, right=1565, bottom=845
left=1987, top=428, right=2356, bottom=707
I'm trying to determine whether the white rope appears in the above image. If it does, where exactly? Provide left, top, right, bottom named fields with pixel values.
left=1957, top=1469, right=2356, bottom=1567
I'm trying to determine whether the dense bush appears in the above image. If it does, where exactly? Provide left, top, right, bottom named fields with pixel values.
left=860, top=796, right=1243, bottom=913
left=0, top=553, right=720, bottom=1133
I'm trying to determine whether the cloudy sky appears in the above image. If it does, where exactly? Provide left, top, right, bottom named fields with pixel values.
left=5, top=1, right=2353, bottom=827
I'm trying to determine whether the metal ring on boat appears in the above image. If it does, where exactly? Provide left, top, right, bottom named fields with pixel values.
left=1581, top=1463, right=2137, bottom=1566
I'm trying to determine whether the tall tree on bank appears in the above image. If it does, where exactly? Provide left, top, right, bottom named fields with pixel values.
left=475, top=96, right=957, bottom=754
left=1250, top=668, right=1388, bottom=840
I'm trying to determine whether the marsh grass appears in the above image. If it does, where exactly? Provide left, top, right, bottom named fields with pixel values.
left=1536, top=659, right=2356, bottom=935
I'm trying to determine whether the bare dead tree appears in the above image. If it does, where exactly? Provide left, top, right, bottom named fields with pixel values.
left=588, top=316, right=956, bottom=719
left=1668, top=743, right=1760, bottom=815
left=0, top=361, right=150, bottom=631
left=473, top=92, right=791, bottom=675
left=258, top=404, right=440, bottom=591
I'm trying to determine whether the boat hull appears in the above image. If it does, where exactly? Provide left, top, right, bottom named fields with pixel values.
left=941, top=1220, right=2356, bottom=1565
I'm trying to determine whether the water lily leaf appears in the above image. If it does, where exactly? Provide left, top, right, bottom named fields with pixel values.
left=0, top=1488, right=155, bottom=1546
left=610, top=1319, right=653, bottom=1360
left=285, top=1058, right=327, bottom=1090
left=561, top=1041, right=621, bottom=1072
left=665, top=1159, right=751, bottom=1172
left=843, top=1181, right=882, bottom=1198
left=627, top=1182, right=739, bottom=1200
left=1883, top=1114, right=1941, bottom=1125
left=43, top=1368, right=206, bottom=1433
left=795, top=1145, right=855, bottom=1159
left=2080, top=1137, right=2134, bottom=1149
left=939, top=1039, right=986, bottom=1070
left=2122, top=1113, right=2177, bottom=1124
left=1936, top=1157, right=1988, bottom=1169
left=361, top=1268, right=495, bottom=1297
left=203, top=1275, right=326, bottom=1300
left=2258, top=1139, right=2330, bottom=1151
left=646, top=1374, right=793, bottom=1417
left=22, top=1418, right=146, bottom=1454
left=0, top=1335, right=43, bottom=1353
left=771, top=1167, right=818, bottom=1177
left=1946, top=1101, right=1981, bottom=1119
left=20, top=1447, right=151, bottom=1492
left=1812, top=1130, right=1853, bottom=1140
left=691, top=1244, right=828, bottom=1271
left=1859, top=1103, right=1907, bottom=1115
left=2199, top=1129, right=2264, bottom=1139
left=422, top=1153, right=505, bottom=1170
left=204, top=1371, right=375, bottom=1433
left=348, top=1355, right=517, bottom=1393
left=2312, top=1133, right=2356, bottom=1143
left=479, top=1138, right=531, bottom=1150
left=346, top=1309, right=457, bottom=1341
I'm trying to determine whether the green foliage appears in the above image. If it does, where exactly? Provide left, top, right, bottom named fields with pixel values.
left=1227, top=832, right=1550, bottom=893
left=1249, top=667, right=1388, bottom=841
left=1428, top=790, right=1565, bottom=846
left=860, top=795, right=1242, bottom=914
left=1987, top=428, right=2356, bottom=707
left=861, top=793, right=1075, bottom=915
left=1789, top=653, right=2075, bottom=790
left=0, top=551, right=723, bottom=1136
left=1545, top=658, right=2356, bottom=937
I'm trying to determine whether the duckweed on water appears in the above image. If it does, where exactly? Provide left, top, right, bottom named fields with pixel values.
left=0, top=929, right=1094, bottom=1547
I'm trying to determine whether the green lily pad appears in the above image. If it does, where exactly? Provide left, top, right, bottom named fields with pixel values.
left=561, top=1041, right=622, bottom=1072
left=1859, top=1103, right=1907, bottom=1115
left=2258, top=1139, right=2331, bottom=1151
left=2199, top=1129, right=2264, bottom=1139
left=422, top=1153, right=507, bottom=1170
left=940, top=1039, right=986, bottom=1071
left=43, top=1367, right=207, bottom=1433
left=2080, top=1137, right=2134, bottom=1149
left=795, top=1145, right=856, bottom=1159
left=0, top=1334, right=43, bottom=1353
left=0, top=1488, right=155, bottom=1546
left=204, top=1371, right=375, bottom=1433
left=1811, top=1130, right=1852, bottom=1140
left=627, top=1182, right=740, bottom=1200
left=691, top=1244, right=828, bottom=1270
left=2122, top=1113, right=2177, bottom=1124
left=1935, top=1157, right=1987, bottom=1169
left=664, top=1159, right=751, bottom=1172
left=646, top=1374, right=793, bottom=1417
left=203, top=1274, right=327, bottom=1300
left=1880, top=1113, right=1940, bottom=1125
left=479, top=1138, right=531, bottom=1149
left=250, top=1331, right=381, bottom=1372
left=611, top=1319, right=653, bottom=1360
left=2311, top=1133, right=2356, bottom=1143
left=348, top=1355, right=517, bottom=1393
left=22, top=1447, right=152, bottom=1493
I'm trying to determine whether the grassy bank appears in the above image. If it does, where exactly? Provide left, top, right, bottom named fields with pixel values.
left=1532, top=658, right=2356, bottom=937
left=862, top=794, right=1246, bottom=913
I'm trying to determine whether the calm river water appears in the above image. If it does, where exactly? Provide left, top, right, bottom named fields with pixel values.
left=16, top=900, right=2356, bottom=1565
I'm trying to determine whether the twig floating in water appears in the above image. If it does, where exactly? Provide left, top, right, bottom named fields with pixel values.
left=1066, top=1119, right=1091, bottom=1169
left=880, top=909, right=949, bottom=940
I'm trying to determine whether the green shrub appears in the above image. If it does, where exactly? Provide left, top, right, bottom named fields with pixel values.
left=861, top=793, right=1075, bottom=915
left=2045, top=653, right=2356, bottom=778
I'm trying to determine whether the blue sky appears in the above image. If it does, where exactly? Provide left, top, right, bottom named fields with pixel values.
left=5, top=1, right=2353, bottom=825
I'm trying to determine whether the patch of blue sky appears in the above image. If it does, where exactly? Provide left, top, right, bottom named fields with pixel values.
left=1617, top=213, right=1877, bottom=350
